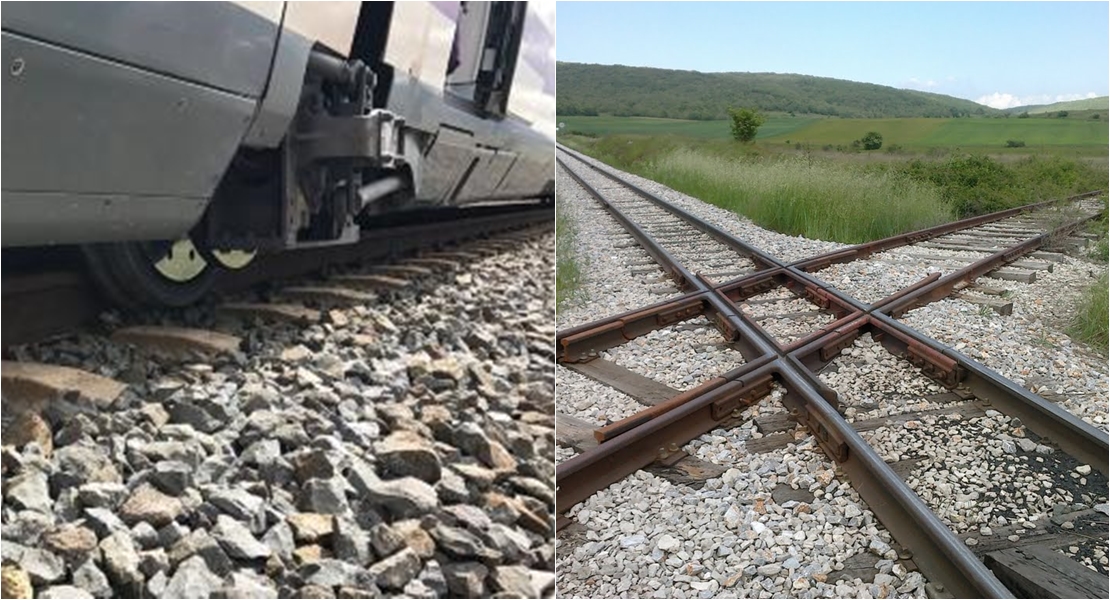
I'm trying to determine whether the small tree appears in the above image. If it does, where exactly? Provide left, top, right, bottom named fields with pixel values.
left=860, top=131, right=883, bottom=150
left=728, top=107, right=765, bottom=143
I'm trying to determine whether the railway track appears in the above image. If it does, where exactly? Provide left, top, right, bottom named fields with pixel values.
left=2, top=204, right=552, bottom=347
left=0, top=206, right=557, bottom=599
left=553, top=145, right=1108, bottom=599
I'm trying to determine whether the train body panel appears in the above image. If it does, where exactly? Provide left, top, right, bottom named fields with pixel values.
left=1, top=29, right=259, bottom=246
left=283, top=1, right=361, bottom=57
left=2, top=2, right=280, bottom=96
left=2, top=0, right=554, bottom=307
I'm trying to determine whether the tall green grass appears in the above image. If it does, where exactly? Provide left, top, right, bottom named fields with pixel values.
left=1069, top=273, right=1108, bottom=353
left=642, top=149, right=953, bottom=243
left=556, top=210, right=582, bottom=307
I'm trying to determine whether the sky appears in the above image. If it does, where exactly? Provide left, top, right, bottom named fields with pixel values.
left=556, top=1, right=1110, bottom=109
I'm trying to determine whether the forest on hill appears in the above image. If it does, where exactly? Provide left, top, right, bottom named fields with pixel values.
left=557, top=62, right=1000, bottom=120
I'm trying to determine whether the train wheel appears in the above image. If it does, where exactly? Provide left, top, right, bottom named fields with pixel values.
left=82, top=239, right=221, bottom=308
left=201, top=247, right=257, bottom=271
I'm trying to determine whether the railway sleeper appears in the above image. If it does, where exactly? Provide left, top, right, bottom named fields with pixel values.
left=954, top=293, right=1014, bottom=316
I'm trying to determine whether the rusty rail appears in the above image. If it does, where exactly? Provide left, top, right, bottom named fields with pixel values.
left=555, top=146, right=1107, bottom=599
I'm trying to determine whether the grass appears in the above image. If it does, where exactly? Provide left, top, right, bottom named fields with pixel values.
left=1085, top=199, right=1109, bottom=263
left=568, top=131, right=1105, bottom=235
left=558, top=115, right=817, bottom=140
left=1069, top=273, right=1109, bottom=353
left=640, top=148, right=953, bottom=243
left=761, top=117, right=1108, bottom=154
left=556, top=210, right=582, bottom=308
left=557, top=114, right=1109, bottom=157
left=1072, top=197, right=1109, bottom=353
left=1090, top=237, right=1109, bottom=263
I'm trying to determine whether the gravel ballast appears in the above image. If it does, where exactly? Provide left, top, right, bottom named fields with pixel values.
left=2, top=227, right=557, bottom=599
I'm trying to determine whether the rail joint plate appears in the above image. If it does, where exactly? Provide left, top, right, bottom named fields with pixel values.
left=819, top=330, right=861, bottom=362
left=739, top=279, right=776, bottom=298
left=710, top=374, right=775, bottom=421
left=657, top=302, right=702, bottom=327
left=795, top=408, right=850, bottom=462
left=906, top=342, right=966, bottom=388
left=712, top=312, right=740, bottom=342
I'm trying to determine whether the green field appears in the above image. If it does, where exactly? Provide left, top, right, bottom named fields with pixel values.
left=558, top=115, right=817, bottom=140
left=763, top=117, right=1109, bottom=153
left=558, top=115, right=1109, bottom=155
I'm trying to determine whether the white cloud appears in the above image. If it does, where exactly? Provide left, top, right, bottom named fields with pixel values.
left=975, top=91, right=1104, bottom=109
left=903, top=77, right=942, bottom=91
left=975, top=92, right=1024, bottom=109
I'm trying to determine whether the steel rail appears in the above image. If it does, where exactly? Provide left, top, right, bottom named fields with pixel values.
left=562, top=148, right=1108, bottom=474
left=556, top=153, right=1017, bottom=597
left=774, top=359, right=1014, bottom=598
left=557, top=360, right=779, bottom=508
left=559, top=142, right=1101, bottom=277
left=555, top=147, right=1102, bottom=360
left=555, top=148, right=1107, bottom=598
left=556, top=155, right=778, bottom=361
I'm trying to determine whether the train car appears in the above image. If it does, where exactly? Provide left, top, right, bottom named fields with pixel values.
left=1, top=1, right=556, bottom=306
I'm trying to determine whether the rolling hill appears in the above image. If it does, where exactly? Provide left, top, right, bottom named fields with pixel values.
left=1005, top=96, right=1109, bottom=114
left=557, top=62, right=1001, bottom=120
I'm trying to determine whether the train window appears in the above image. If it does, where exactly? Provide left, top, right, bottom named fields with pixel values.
left=445, top=1, right=526, bottom=118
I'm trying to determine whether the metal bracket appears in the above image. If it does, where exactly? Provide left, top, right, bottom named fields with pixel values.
left=712, top=312, right=740, bottom=342
left=297, top=109, right=406, bottom=167
left=793, top=407, right=850, bottom=462
left=906, top=342, right=966, bottom=388
left=738, top=279, right=776, bottom=298
left=710, top=374, right=775, bottom=420
left=804, top=285, right=831, bottom=309
left=657, top=301, right=703, bottom=327
left=819, top=330, right=860, bottom=362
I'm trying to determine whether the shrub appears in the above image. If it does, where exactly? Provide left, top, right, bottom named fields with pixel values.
left=858, top=131, right=883, bottom=150
left=1057, top=110, right=1069, bottom=118
left=884, top=153, right=1107, bottom=218
left=727, top=107, right=766, bottom=143
left=1005, top=140, right=1026, bottom=148
left=1017, top=112, right=1030, bottom=119
left=894, top=154, right=1016, bottom=217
